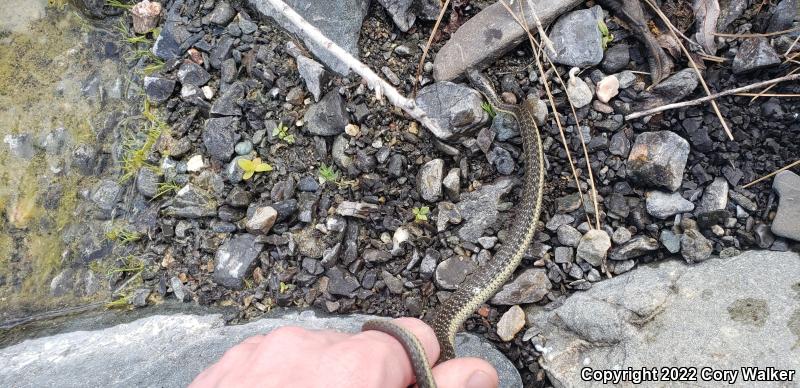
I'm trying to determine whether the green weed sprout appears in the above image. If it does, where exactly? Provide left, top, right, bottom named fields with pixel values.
left=106, top=0, right=133, bottom=10
left=152, top=181, right=180, bottom=200
left=238, top=157, right=273, bottom=180
left=106, top=227, right=142, bottom=244
left=412, top=206, right=430, bottom=222
left=318, top=164, right=339, bottom=183
left=598, top=20, right=614, bottom=50
left=273, top=122, right=295, bottom=144
left=481, top=102, right=496, bottom=119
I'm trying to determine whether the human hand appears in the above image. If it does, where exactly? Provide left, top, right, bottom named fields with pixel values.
left=190, top=317, right=499, bottom=388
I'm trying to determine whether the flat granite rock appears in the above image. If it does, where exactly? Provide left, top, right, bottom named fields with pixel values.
left=0, top=311, right=521, bottom=388
left=432, top=0, right=582, bottom=81
left=527, top=250, right=800, bottom=387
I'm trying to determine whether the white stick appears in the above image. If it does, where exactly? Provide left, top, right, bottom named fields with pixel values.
left=264, top=0, right=439, bottom=133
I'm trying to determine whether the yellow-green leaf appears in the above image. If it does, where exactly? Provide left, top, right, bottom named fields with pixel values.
left=254, top=163, right=272, bottom=172
left=238, top=158, right=254, bottom=171
left=242, top=170, right=255, bottom=180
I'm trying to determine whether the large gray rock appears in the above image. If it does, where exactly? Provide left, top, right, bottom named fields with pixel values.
left=456, top=178, right=515, bottom=242
left=248, top=0, right=370, bottom=75
left=771, top=170, right=800, bottom=241
left=432, top=0, right=582, bottom=81
left=632, top=68, right=699, bottom=111
left=627, top=131, right=690, bottom=192
left=0, top=311, right=520, bottom=388
left=414, top=81, right=489, bottom=140
left=528, top=250, right=800, bottom=387
left=548, top=6, right=605, bottom=67
left=162, top=184, right=217, bottom=218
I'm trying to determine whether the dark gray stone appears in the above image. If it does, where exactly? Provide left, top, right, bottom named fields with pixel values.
left=645, top=190, right=694, bottom=219
left=487, top=146, right=516, bottom=175
left=203, top=117, right=240, bottom=162
left=767, top=0, right=797, bottom=32
left=695, top=177, right=729, bottom=217
left=627, top=131, right=690, bottom=192
left=205, top=1, right=235, bottom=25
left=416, top=158, right=444, bottom=202
left=210, top=82, right=244, bottom=116
left=609, top=235, right=659, bottom=261
left=456, top=178, right=515, bottom=242
left=136, top=167, right=160, bottom=199
left=143, top=76, right=175, bottom=105
left=490, top=268, right=552, bottom=305
left=732, top=37, right=781, bottom=74
left=415, top=81, right=489, bottom=140
left=91, top=179, right=121, bottom=211
left=681, top=220, right=713, bottom=263
left=601, top=43, right=629, bottom=73
left=435, top=256, right=477, bottom=290
left=632, top=69, right=699, bottom=111
left=162, top=184, right=217, bottom=218
left=326, top=266, right=360, bottom=296
left=377, top=0, right=416, bottom=31
left=213, top=234, right=264, bottom=289
left=304, top=91, right=349, bottom=136
left=549, top=6, right=605, bottom=67
left=178, top=62, right=211, bottom=87
left=771, top=170, right=800, bottom=241
left=296, top=56, right=326, bottom=102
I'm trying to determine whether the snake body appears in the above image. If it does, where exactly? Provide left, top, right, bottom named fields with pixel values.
left=363, top=70, right=546, bottom=388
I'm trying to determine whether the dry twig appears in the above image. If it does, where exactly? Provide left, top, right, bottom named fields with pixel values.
left=742, top=159, right=800, bottom=189
left=498, top=0, right=602, bottom=230
left=642, top=0, right=734, bottom=141
left=262, top=0, right=438, bottom=134
left=713, top=26, right=800, bottom=38
left=625, top=73, right=800, bottom=119
left=413, top=0, right=451, bottom=97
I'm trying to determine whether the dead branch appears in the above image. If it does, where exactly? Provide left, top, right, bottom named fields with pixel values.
left=263, top=0, right=438, bottom=133
left=626, top=73, right=800, bottom=120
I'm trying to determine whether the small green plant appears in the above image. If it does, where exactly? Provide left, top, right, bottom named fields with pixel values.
left=238, top=157, right=273, bottom=180
left=106, top=227, right=143, bottom=244
left=273, top=122, right=295, bottom=144
left=106, top=0, right=133, bottom=10
left=107, top=256, right=145, bottom=276
left=412, top=206, right=430, bottom=222
left=279, top=281, right=293, bottom=294
left=152, top=181, right=180, bottom=200
left=481, top=102, right=496, bottom=119
left=106, top=294, right=131, bottom=309
left=598, top=19, right=614, bottom=50
left=318, top=164, right=339, bottom=183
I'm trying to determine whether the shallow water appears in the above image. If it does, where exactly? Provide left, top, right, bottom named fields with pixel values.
left=0, top=0, right=132, bottom=323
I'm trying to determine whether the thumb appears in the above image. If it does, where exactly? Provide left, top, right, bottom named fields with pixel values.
left=431, top=357, right=499, bottom=388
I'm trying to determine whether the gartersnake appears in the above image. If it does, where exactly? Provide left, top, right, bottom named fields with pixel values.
left=363, top=69, right=546, bottom=388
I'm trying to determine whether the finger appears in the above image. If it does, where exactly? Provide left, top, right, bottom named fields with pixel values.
left=340, top=317, right=440, bottom=387
left=432, top=357, right=499, bottom=388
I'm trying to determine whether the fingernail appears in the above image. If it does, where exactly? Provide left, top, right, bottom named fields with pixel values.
left=466, top=370, right=496, bottom=388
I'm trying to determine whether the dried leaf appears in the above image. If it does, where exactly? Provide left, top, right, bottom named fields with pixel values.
left=692, top=0, right=720, bottom=54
